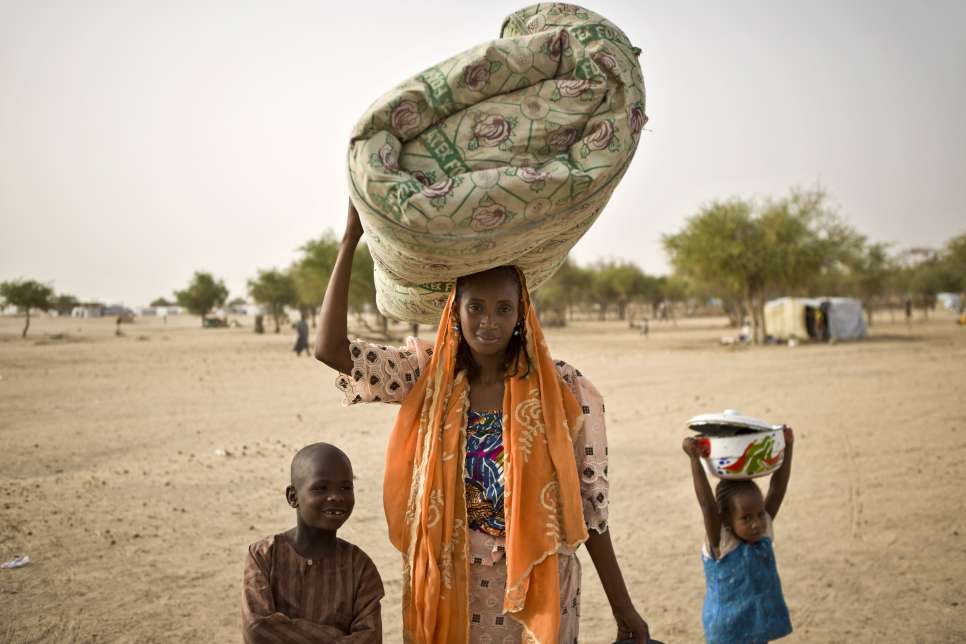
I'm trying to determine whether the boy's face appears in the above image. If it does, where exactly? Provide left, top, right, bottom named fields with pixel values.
left=287, top=453, right=355, bottom=532
left=727, top=488, right=767, bottom=543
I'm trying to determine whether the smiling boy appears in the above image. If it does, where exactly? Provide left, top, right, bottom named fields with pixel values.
left=242, top=443, right=384, bottom=643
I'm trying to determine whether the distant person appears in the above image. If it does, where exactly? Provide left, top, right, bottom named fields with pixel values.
left=254, top=314, right=265, bottom=335
left=905, top=297, right=913, bottom=326
left=242, top=443, right=384, bottom=643
left=293, top=313, right=310, bottom=357
left=115, top=315, right=123, bottom=337
left=682, top=427, right=795, bottom=644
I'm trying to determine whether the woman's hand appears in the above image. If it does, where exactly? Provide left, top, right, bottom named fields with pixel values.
left=584, top=530, right=651, bottom=644
left=783, top=424, right=794, bottom=447
left=345, top=200, right=363, bottom=242
left=614, top=607, right=650, bottom=643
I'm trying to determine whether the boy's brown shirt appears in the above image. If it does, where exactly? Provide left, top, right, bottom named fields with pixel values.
left=242, top=533, right=383, bottom=643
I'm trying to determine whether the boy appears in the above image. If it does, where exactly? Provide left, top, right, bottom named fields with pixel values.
left=242, top=443, right=384, bottom=643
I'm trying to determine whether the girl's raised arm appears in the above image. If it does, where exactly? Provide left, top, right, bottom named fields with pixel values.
left=765, top=426, right=794, bottom=520
left=314, top=201, right=363, bottom=374
left=683, top=437, right=722, bottom=550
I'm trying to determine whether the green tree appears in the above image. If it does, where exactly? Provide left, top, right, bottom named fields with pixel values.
left=293, top=234, right=340, bottom=323
left=348, top=243, right=387, bottom=333
left=534, top=257, right=592, bottom=325
left=650, top=275, right=690, bottom=322
left=940, top=233, right=966, bottom=299
left=294, top=236, right=390, bottom=335
left=898, top=245, right=964, bottom=318
left=248, top=268, right=298, bottom=333
left=663, top=198, right=768, bottom=339
left=664, top=188, right=857, bottom=342
left=617, top=262, right=655, bottom=320
left=150, top=297, right=174, bottom=307
left=0, top=279, right=54, bottom=337
left=175, top=272, right=228, bottom=325
left=844, top=241, right=895, bottom=326
left=51, top=293, right=80, bottom=316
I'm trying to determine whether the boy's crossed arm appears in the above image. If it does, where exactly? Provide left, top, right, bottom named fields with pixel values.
left=242, top=548, right=382, bottom=644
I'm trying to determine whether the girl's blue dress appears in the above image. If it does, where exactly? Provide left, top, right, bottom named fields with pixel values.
left=702, top=516, right=792, bottom=643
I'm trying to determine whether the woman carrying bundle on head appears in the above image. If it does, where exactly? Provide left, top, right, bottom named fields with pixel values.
left=315, top=201, right=653, bottom=644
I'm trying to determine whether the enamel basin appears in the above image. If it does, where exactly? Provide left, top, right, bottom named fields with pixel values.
left=687, top=410, right=786, bottom=480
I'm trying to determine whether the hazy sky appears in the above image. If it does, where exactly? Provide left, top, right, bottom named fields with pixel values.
left=2, top=1, right=964, bottom=305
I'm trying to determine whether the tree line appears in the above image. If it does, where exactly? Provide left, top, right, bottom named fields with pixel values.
left=659, top=187, right=965, bottom=342
left=3, top=186, right=963, bottom=339
left=148, top=236, right=382, bottom=334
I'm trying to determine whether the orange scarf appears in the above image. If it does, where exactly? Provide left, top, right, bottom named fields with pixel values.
left=383, top=279, right=589, bottom=643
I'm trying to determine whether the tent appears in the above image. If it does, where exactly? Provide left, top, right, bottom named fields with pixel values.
left=765, top=297, right=867, bottom=342
left=938, top=292, right=962, bottom=312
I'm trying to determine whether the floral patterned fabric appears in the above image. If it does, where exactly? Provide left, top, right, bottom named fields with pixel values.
left=467, top=529, right=582, bottom=644
left=336, top=338, right=610, bottom=534
left=346, top=3, right=647, bottom=322
left=465, top=410, right=507, bottom=537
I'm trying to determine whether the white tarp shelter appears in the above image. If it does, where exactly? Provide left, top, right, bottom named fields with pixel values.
left=765, top=297, right=867, bottom=342
left=938, top=293, right=962, bottom=312
left=228, top=304, right=262, bottom=316
left=71, top=306, right=102, bottom=318
left=137, top=306, right=184, bottom=317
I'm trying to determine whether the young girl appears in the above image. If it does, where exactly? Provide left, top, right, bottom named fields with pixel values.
left=682, top=427, right=794, bottom=643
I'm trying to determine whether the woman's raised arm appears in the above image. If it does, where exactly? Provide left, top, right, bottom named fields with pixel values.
left=314, top=201, right=363, bottom=374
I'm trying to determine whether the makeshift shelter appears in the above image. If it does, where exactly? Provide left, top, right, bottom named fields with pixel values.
left=71, top=306, right=102, bottom=318
left=135, top=306, right=184, bottom=318
left=765, top=297, right=867, bottom=342
left=938, top=292, right=963, bottom=312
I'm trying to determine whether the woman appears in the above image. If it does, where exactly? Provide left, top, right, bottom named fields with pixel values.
left=316, top=202, right=651, bottom=644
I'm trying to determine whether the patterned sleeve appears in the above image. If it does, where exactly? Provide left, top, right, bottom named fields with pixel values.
left=334, top=337, right=434, bottom=405
left=554, top=360, right=609, bottom=534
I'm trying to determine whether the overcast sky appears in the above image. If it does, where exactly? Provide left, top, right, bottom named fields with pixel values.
left=2, top=1, right=964, bottom=305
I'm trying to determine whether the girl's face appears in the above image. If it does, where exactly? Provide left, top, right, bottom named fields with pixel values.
left=727, top=488, right=767, bottom=543
left=457, top=271, right=521, bottom=359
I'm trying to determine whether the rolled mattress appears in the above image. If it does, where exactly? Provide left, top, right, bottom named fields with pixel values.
left=348, top=3, right=647, bottom=323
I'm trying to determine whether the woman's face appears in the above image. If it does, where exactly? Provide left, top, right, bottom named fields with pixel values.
left=457, top=271, right=521, bottom=358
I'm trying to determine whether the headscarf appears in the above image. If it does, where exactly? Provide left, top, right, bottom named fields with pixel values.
left=383, top=270, right=589, bottom=643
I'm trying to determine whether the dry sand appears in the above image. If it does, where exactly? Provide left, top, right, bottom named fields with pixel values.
left=1, top=312, right=964, bottom=643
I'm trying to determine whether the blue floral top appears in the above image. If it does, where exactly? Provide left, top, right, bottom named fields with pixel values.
left=464, top=410, right=506, bottom=536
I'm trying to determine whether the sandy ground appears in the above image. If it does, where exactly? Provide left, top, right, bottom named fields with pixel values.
left=1, top=311, right=964, bottom=644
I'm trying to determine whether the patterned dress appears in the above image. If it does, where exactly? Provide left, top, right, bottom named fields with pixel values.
left=336, top=337, right=610, bottom=644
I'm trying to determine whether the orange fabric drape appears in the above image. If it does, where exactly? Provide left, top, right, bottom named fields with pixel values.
left=384, top=275, right=588, bottom=643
